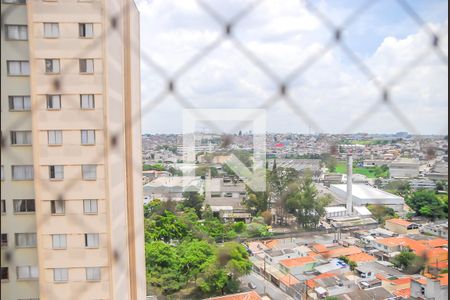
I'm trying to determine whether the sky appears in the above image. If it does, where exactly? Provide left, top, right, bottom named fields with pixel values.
left=135, top=0, right=448, bottom=135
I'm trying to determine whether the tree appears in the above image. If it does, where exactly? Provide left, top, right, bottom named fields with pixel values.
left=406, top=190, right=446, bottom=220
left=177, top=240, right=215, bottom=282
left=392, top=251, right=425, bottom=274
left=146, top=241, right=187, bottom=294
left=339, top=256, right=357, bottom=271
left=232, top=221, right=246, bottom=234
left=145, top=211, right=190, bottom=243
left=181, top=192, right=205, bottom=218
left=285, top=176, right=332, bottom=228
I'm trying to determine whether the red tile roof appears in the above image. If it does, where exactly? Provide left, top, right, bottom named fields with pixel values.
left=439, top=274, right=448, bottom=286
left=207, top=291, right=261, bottom=300
left=312, top=244, right=328, bottom=253
left=327, top=246, right=362, bottom=258
left=346, top=253, right=377, bottom=263
left=393, top=288, right=411, bottom=298
left=421, top=238, right=448, bottom=248
left=280, top=256, right=315, bottom=268
left=306, top=273, right=335, bottom=288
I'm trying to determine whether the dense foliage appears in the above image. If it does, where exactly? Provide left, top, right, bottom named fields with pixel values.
left=406, top=190, right=448, bottom=220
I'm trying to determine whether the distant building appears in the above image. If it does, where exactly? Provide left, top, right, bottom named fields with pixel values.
left=143, top=176, right=204, bottom=201
left=330, top=184, right=405, bottom=211
left=389, top=159, right=420, bottom=179
left=411, top=274, right=448, bottom=300
left=409, top=179, right=437, bottom=191
left=385, top=218, right=420, bottom=235
left=420, top=222, right=449, bottom=239
left=427, top=162, right=449, bottom=181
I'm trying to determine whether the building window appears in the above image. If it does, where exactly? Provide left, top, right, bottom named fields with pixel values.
left=43, top=23, right=59, bottom=38
left=8, top=96, right=31, bottom=111
left=79, top=59, right=94, bottom=74
left=79, top=23, right=93, bottom=38
left=1, top=199, right=5, bottom=214
left=1, top=267, right=8, bottom=281
left=2, top=0, right=26, bottom=3
left=7, top=61, right=29, bottom=76
left=52, top=234, right=67, bottom=249
left=17, top=266, right=38, bottom=280
left=83, top=199, right=98, bottom=214
left=81, top=130, right=95, bottom=145
left=53, top=268, right=68, bottom=282
left=46, top=95, right=61, bottom=110
left=48, top=130, right=63, bottom=145
left=86, top=267, right=101, bottom=281
left=12, top=165, right=34, bottom=180
left=10, top=131, right=32, bottom=145
left=50, top=200, right=65, bottom=215
left=45, top=59, right=60, bottom=74
left=15, top=233, right=37, bottom=248
left=80, top=94, right=95, bottom=109
left=1, top=234, right=7, bottom=247
left=49, top=165, right=64, bottom=180
left=5, top=24, right=28, bottom=40
left=13, top=199, right=35, bottom=213
left=84, top=233, right=99, bottom=248
left=82, top=165, right=97, bottom=180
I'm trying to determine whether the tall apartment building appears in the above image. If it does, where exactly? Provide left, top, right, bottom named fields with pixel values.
left=1, top=0, right=145, bottom=299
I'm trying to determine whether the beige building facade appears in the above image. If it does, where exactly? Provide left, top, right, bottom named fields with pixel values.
left=1, top=0, right=145, bottom=299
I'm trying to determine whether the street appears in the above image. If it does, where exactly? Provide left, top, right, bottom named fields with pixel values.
left=240, top=272, right=295, bottom=300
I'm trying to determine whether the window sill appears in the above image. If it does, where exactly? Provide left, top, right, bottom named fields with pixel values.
left=51, top=213, right=65, bottom=216
left=84, top=212, right=98, bottom=215
left=52, top=248, right=67, bottom=250
left=8, top=110, right=31, bottom=112
left=10, top=144, right=32, bottom=147
left=86, top=279, right=101, bottom=282
left=48, top=144, right=63, bottom=147
left=85, top=247, right=99, bottom=249
left=13, top=212, right=35, bottom=215
left=82, top=179, right=97, bottom=181
left=11, top=179, right=34, bottom=181
left=7, top=75, right=29, bottom=77
left=45, top=72, right=60, bottom=75
left=79, top=73, right=95, bottom=75
left=43, top=37, right=59, bottom=39
left=46, top=109, right=61, bottom=111
left=80, top=108, right=95, bottom=110
left=49, top=179, right=64, bottom=181
left=5, top=39, right=28, bottom=42
left=81, top=144, right=96, bottom=146
left=16, top=278, right=39, bottom=282
left=53, top=281, right=68, bottom=284
left=15, top=246, right=37, bottom=249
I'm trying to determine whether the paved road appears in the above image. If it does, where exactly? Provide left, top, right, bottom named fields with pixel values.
left=240, top=272, right=295, bottom=300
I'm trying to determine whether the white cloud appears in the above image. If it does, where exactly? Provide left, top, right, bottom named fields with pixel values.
left=136, top=0, right=448, bottom=134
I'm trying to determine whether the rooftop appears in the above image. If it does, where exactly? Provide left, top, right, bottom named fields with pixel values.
left=330, top=184, right=403, bottom=200
left=346, top=253, right=377, bottom=263
left=385, top=218, right=413, bottom=227
left=206, top=291, right=261, bottom=300
left=280, top=256, right=315, bottom=268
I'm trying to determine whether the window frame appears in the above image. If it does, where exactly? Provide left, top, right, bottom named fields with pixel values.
left=4, top=24, right=28, bottom=41
left=81, top=130, right=96, bottom=145
left=50, top=200, right=65, bottom=215
left=49, top=165, right=64, bottom=181
left=84, top=233, right=99, bottom=249
left=80, top=94, right=95, bottom=109
left=43, top=22, right=59, bottom=38
left=1, top=234, right=8, bottom=248
left=7, top=60, right=30, bottom=76
left=46, top=94, right=61, bottom=110
left=15, top=233, right=37, bottom=248
left=8, top=96, right=31, bottom=111
left=51, top=234, right=67, bottom=250
left=11, top=165, right=34, bottom=181
left=85, top=267, right=101, bottom=281
left=82, top=165, right=97, bottom=181
left=83, top=199, right=98, bottom=215
left=44, top=59, right=60, bottom=74
left=13, top=199, right=35, bottom=214
left=79, top=58, right=94, bottom=74
left=10, top=130, right=32, bottom=146
left=78, top=23, right=94, bottom=38
left=47, top=130, right=63, bottom=146
left=53, top=268, right=68, bottom=283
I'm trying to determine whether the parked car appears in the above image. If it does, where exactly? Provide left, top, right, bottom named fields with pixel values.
left=248, top=282, right=257, bottom=290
